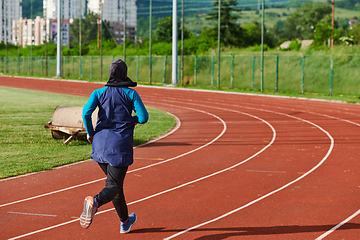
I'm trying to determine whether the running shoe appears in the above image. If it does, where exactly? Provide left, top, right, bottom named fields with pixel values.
left=79, top=196, right=98, bottom=229
left=120, top=213, right=137, bottom=233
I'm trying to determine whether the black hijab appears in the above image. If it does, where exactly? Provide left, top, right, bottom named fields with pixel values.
left=105, top=59, right=137, bottom=87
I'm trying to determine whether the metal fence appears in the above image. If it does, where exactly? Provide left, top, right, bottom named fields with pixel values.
left=1, top=54, right=359, bottom=96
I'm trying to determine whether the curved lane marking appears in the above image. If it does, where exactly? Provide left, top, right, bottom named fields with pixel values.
left=0, top=105, right=223, bottom=208
left=7, top=104, right=276, bottom=240
left=0, top=111, right=181, bottom=207
left=163, top=104, right=335, bottom=239
left=185, top=97, right=360, bottom=240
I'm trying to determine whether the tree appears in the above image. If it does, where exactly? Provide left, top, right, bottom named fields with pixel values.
left=348, top=24, right=360, bottom=44
left=69, top=12, right=111, bottom=48
left=243, top=22, right=276, bottom=48
left=206, top=0, right=244, bottom=46
left=155, top=16, right=191, bottom=43
left=313, top=20, right=334, bottom=47
left=282, top=3, right=332, bottom=40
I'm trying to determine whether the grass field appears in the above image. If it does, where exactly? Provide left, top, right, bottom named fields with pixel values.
left=0, top=86, right=176, bottom=179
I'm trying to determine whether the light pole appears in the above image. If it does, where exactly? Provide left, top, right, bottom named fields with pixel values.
left=149, top=0, right=152, bottom=84
left=172, top=0, right=178, bottom=85
left=123, top=0, right=126, bottom=60
left=260, top=0, right=265, bottom=92
left=217, top=0, right=221, bottom=88
left=331, top=0, right=335, bottom=49
left=56, top=0, right=62, bottom=77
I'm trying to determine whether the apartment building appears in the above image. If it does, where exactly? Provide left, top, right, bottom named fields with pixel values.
left=88, top=0, right=137, bottom=43
left=43, top=0, right=87, bottom=19
left=12, top=16, right=70, bottom=47
left=1, top=0, right=22, bottom=43
left=108, top=21, right=135, bottom=44
left=11, top=0, right=137, bottom=47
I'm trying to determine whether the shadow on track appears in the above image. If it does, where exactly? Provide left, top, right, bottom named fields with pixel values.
left=131, top=223, right=359, bottom=239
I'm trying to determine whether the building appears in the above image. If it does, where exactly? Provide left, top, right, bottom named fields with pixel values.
left=43, top=0, right=87, bottom=19
left=12, top=16, right=70, bottom=47
left=349, top=19, right=358, bottom=30
left=108, top=21, right=135, bottom=44
left=43, top=0, right=137, bottom=44
left=88, top=0, right=137, bottom=42
left=1, top=0, right=22, bottom=43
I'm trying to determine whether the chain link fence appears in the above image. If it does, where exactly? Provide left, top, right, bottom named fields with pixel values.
left=1, top=54, right=359, bottom=96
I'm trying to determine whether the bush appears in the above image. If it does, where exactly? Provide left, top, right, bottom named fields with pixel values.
left=249, top=44, right=269, bottom=51
left=289, top=40, right=302, bottom=51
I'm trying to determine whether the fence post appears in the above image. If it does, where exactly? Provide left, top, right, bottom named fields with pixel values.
left=230, top=55, right=234, bottom=89
left=100, top=56, right=103, bottom=81
left=40, top=57, right=43, bottom=75
left=18, top=56, right=20, bottom=75
left=28, top=57, right=30, bottom=75
left=211, top=56, right=214, bottom=88
left=62, top=57, right=65, bottom=77
left=329, top=56, right=334, bottom=96
left=194, top=55, right=197, bottom=86
left=34, top=57, right=37, bottom=75
left=252, top=56, right=255, bottom=91
left=136, top=56, right=139, bottom=82
left=9, top=57, right=11, bottom=74
left=90, top=56, right=93, bottom=79
left=217, top=56, right=220, bottom=89
left=149, top=55, right=153, bottom=84
left=16, top=57, right=19, bottom=74
left=48, top=57, right=51, bottom=75
left=71, top=56, right=74, bottom=77
left=163, top=55, right=167, bottom=85
left=22, top=57, right=25, bottom=73
left=301, top=56, right=306, bottom=94
left=178, top=56, right=181, bottom=84
left=80, top=56, right=83, bottom=79
left=275, top=55, right=279, bottom=92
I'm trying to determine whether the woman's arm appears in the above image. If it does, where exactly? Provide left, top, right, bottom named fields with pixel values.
left=82, top=91, right=99, bottom=137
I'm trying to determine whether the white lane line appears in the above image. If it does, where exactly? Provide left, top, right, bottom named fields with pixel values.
left=8, top=219, right=80, bottom=240
left=246, top=170, right=287, bottom=173
left=8, top=106, right=276, bottom=240
left=7, top=212, right=57, bottom=217
left=1, top=104, right=225, bottom=209
left=315, top=209, right=360, bottom=240
left=163, top=106, right=334, bottom=239
left=136, top=111, right=181, bottom=148
left=0, top=178, right=107, bottom=209
left=197, top=97, right=360, bottom=240
left=0, top=112, right=181, bottom=208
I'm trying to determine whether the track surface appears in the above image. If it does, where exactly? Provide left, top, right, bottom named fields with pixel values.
left=0, top=76, right=359, bottom=240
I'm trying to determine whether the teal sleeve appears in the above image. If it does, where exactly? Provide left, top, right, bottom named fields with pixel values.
left=123, top=88, right=149, bottom=124
left=82, top=89, right=101, bottom=136
left=132, top=90, right=149, bottom=124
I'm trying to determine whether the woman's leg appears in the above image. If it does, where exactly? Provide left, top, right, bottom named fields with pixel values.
left=95, top=163, right=129, bottom=222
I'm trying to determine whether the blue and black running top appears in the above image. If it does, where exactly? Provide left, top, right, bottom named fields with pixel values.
left=82, top=86, right=148, bottom=167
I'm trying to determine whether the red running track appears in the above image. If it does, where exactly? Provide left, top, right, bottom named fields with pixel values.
left=0, top=76, right=359, bottom=240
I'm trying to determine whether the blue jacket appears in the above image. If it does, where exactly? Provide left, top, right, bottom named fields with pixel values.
left=82, top=86, right=148, bottom=167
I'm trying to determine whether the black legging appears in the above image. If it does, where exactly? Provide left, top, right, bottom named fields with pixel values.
left=95, top=163, right=129, bottom=222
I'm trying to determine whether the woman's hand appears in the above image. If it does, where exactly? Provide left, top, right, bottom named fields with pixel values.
left=87, top=135, right=94, bottom=144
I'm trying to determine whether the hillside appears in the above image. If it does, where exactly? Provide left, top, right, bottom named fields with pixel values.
left=17, top=0, right=360, bottom=40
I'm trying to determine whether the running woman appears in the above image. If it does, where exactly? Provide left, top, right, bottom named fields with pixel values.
left=80, top=59, right=148, bottom=233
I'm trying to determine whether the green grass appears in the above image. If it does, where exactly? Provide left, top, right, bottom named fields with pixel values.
left=0, top=87, right=176, bottom=179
